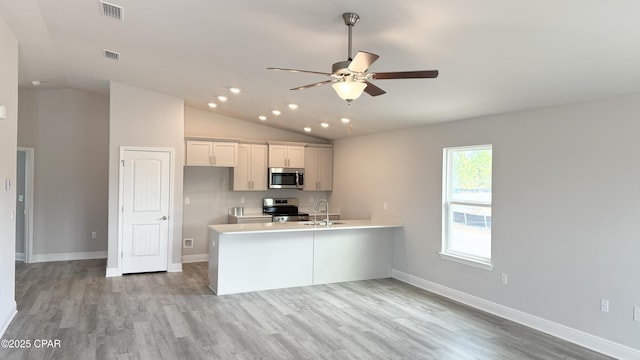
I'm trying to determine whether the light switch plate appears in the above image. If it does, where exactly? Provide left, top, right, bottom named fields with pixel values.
left=0, top=105, right=6, bottom=119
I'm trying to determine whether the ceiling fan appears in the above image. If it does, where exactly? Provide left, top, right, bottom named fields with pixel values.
left=268, top=12, right=439, bottom=104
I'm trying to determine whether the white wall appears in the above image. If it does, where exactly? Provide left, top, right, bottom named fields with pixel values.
left=107, top=82, right=184, bottom=273
left=17, top=89, right=109, bottom=259
left=185, top=106, right=328, bottom=143
left=331, top=94, right=640, bottom=352
left=182, top=106, right=330, bottom=259
left=0, top=14, right=18, bottom=336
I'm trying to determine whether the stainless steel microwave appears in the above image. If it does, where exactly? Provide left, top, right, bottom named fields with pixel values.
left=268, top=168, right=304, bottom=190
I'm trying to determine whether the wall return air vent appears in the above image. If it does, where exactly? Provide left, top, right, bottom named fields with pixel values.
left=100, top=1, right=123, bottom=21
left=103, top=49, right=120, bottom=61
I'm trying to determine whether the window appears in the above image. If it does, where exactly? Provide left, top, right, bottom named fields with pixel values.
left=442, top=145, right=492, bottom=269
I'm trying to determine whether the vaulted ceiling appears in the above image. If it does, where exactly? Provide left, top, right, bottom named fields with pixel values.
left=2, top=0, right=640, bottom=139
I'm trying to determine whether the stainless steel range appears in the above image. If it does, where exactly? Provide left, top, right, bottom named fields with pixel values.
left=263, top=198, right=309, bottom=222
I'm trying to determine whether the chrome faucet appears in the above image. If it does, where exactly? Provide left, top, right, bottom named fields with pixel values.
left=314, top=199, right=330, bottom=225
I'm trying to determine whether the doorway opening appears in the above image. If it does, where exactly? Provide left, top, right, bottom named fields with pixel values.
left=16, top=148, right=34, bottom=264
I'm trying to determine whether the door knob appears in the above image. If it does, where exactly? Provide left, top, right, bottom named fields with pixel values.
left=159, top=216, right=168, bottom=220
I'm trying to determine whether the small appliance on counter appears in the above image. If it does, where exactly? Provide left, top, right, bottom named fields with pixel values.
left=263, top=198, right=309, bottom=222
left=228, top=206, right=272, bottom=224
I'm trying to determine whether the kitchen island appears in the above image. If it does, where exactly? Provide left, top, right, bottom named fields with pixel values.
left=208, top=219, right=402, bottom=295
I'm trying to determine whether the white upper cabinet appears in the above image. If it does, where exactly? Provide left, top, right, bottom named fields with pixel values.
left=268, top=144, right=305, bottom=168
left=186, top=140, right=238, bottom=167
left=233, top=144, right=268, bottom=191
left=304, top=146, right=333, bottom=191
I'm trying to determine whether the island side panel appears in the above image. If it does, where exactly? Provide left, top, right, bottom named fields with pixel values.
left=208, top=230, right=221, bottom=293
left=313, top=228, right=393, bottom=285
left=216, top=231, right=314, bottom=295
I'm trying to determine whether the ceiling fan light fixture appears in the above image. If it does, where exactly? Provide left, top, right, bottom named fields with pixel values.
left=332, top=81, right=367, bottom=103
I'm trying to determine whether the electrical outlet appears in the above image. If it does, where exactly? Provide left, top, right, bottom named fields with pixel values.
left=184, top=197, right=190, bottom=205
left=240, top=197, right=245, bottom=204
left=501, top=273, right=508, bottom=285
left=183, top=238, right=194, bottom=248
left=601, top=299, right=610, bottom=313
left=383, top=202, right=388, bottom=210
left=634, top=306, right=640, bottom=322
left=91, top=231, right=97, bottom=239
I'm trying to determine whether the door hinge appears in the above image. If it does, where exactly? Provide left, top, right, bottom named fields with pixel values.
left=121, top=160, right=125, bottom=167
left=121, top=251, right=123, bottom=258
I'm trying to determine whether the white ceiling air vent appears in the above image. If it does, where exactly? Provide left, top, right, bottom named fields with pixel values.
left=100, top=1, right=123, bottom=21
left=103, top=49, right=120, bottom=61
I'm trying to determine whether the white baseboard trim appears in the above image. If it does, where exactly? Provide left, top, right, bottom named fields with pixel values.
left=169, top=263, right=182, bottom=272
left=105, top=267, right=120, bottom=278
left=0, top=301, right=17, bottom=337
left=31, top=250, right=107, bottom=263
left=15, top=253, right=25, bottom=262
left=392, top=269, right=640, bottom=360
left=181, top=254, right=208, bottom=263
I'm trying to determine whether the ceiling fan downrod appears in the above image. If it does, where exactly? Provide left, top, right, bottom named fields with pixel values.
left=343, top=12, right=360, bottom=61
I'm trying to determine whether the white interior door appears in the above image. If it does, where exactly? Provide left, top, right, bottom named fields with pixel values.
left=121, top=149, right=171, bottom=274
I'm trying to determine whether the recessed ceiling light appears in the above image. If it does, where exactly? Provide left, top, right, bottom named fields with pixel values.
left=288, top=104, right=298, bottom=110
left=341, top=117, right=351, bottom=123
left=207, top=102, right=217, bottom=108
left=217, top=96, right=228, bottom=102
left=304, top=127, right=312, bottom=132
left=272, top=110, right=281, bottom=116
left=229, top=87, right=241, bottom=94
left=258, top=115, right=267, bottom=121
left=321, top=122, right=329, bottom=128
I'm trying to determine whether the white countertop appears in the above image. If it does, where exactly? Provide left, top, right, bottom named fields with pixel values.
left=210, top=219, right=403, bottom=235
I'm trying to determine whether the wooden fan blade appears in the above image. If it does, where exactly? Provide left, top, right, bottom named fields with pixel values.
left=267, top=67, right=332, bottom=76
left=290, top=79, right=336, bottom=91
left=372, top=70, right=439, bottom=79
left=363, top=81, right=386, bottom=96
left=348, top=51, right=379, bottom=73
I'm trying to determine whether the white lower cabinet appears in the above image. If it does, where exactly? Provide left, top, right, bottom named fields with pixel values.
left=312, top=229, right=392, bottom=284
left=233, top=144, right=268, bottom=191
left=209, top=232, right=314, bottom=295
left=209, top=227, right=393, bottom=295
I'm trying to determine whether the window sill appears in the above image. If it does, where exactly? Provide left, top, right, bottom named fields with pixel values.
left=439, top=252, right=493, bottom=271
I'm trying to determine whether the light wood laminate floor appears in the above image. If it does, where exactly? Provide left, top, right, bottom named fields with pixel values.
left=1, top=259, right=612, bottom=360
